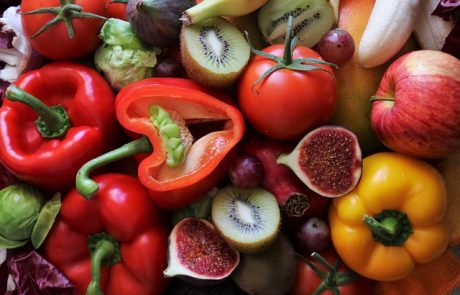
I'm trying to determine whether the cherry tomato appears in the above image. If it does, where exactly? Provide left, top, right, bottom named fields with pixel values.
left=21, top=0, right=108, bottom=61
left=290, top=249, right=374, bottom=295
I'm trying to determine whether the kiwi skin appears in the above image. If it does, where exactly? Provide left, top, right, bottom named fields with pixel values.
left=180, top=17, right=249, bottom=89
left=213, top=219, right=280, bottom=254
left=231, top=234, right=297, bottom=295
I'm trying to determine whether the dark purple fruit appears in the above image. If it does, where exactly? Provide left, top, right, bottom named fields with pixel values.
left=295, top=217, right=330, bottom=255
left=318, top=28, right=355, bottom=65
left=163, top=217, right=240, bottom=284
left=277, top=126, right=362, bottom=198
left=228, top=153, right=264, bottom=188
left=154, top=58, right=182, bottom=77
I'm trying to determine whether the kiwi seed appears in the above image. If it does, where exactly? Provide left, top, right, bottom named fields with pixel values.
left=180, top=17, right=250, bottom=88
left=211, top=185, right=281, bottom=254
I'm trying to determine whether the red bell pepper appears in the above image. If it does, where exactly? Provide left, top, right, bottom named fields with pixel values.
left=44, top=173, right=169, bottom=295
left=76, top=78, right=245, bottom=209
left=0, top=62, right=119, bottom=192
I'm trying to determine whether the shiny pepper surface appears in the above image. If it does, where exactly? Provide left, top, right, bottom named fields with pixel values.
left=329, top=152, right=448, bottom=281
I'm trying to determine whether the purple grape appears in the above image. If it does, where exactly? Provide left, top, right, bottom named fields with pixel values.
left=318, top=28, right=355, bottom=65
left=153, top=58, right=182, bottom=77
left=228, top=154, right=264, bottom=188
left=295, top=217, right=330, bottom=255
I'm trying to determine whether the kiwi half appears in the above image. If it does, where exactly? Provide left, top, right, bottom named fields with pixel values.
left=180, top=17, right=250, bottom=88
left=211, top=185, right=281, bottom=254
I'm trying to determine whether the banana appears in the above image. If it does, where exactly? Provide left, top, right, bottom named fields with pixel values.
left=413, top=0, right=455, bottom=50
left=329, top=0, right=339, bottom=22
left=358, top=0, right=421, bottom=68
left=181, top=0, right=270, bottom=25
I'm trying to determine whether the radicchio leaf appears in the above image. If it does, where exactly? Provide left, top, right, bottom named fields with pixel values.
left=6, top=250, right=74, bottom=295
left=0, top=163, right=16, bottom=189
left=432, top=0, right=460, bottom=58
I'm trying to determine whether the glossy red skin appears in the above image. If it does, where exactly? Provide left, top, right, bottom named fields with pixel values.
left=21, top=0, right=108, bottom=60
left=238, top=46, right=336, bottom=141
left=115, top=78, right=245, bottom=209
left=370, top=50, right=460, bottom=159
left=106, top=1, right=128, bottom=21
left=0, top=62, right=119, bottom=193
left=44, top=174, right=170, bottom=295
left=290, top=249, right=374, bottom=295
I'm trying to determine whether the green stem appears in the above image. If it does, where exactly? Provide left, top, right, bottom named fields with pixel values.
left=364, top=215, right=399, bottom=241
left=86, top=234, right=120, bottom=295
left=282, top=16, right=294, bottom=65
left=370, top=96, right=395, bottom=102
left=76, top=136, right=153, bottom=199
left=22, top=0, right=106, bottom=39
left=5, top=85, right=70, bottom=138
left=363, top=210, right=413, bottom=247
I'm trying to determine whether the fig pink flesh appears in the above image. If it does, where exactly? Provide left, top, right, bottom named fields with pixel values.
left=176, top=219, right=238, bottom=277
left=299, top=128, right=360, bottom=196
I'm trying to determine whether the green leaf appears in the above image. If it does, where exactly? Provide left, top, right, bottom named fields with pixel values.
left=31, top=193, right=61, bottom=249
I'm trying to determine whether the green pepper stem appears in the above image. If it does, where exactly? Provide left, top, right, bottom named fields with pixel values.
left=5, top=85, right=70, bottom=138
left=364, top=215, right=399, bottom=241
left=86, top=239, right=116, bottom=295
left=76, top=136, right=153, bottom=199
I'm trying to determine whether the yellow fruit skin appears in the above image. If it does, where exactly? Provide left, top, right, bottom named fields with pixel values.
left=330, top=0, right=418, bottom=155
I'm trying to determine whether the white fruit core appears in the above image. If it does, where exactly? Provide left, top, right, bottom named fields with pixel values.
left=205, top=31, right=224, bottom=58
left=236, top=200, right=256, bottom=225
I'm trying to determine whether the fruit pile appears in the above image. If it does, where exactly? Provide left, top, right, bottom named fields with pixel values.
left=0, top=0, right=459, bottom=294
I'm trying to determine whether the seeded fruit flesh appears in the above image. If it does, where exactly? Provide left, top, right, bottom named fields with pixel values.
left=163, top=217, right=240, bottom=283
left=181, top=17, right=250, bottom=88
left=258, top=0, right=335, bottom=47
left=277, top=126, right=362, bottom=198
left=211, top=185, right=281, bottom=254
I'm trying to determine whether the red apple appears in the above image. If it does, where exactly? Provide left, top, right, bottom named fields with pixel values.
left=370, top=50, right=460, bottom=159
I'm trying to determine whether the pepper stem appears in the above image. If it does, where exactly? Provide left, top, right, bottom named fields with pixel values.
left=86, top=233, right=121, bottom=295
left=363, top=210, right=413, bottom=247
left=5, top=85, right=70, bottom=138
left=76, top=136, right=153, bottom=199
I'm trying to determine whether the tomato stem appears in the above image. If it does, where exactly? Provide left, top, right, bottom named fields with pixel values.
left=244, top=15, right=337, bottom=93
left=22, top=0, right=107, bottom=39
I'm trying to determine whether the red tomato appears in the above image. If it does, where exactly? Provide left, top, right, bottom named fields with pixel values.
left=290, top=249, right=374, bottom=295
left=21, top=0, right=108, bottom=61
left=106, top=1, right=128, bottom=21
left=238, top=45, right=336, bottom=141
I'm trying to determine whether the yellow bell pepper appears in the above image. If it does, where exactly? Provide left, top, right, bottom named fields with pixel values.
left=329, top=152, right=448, bottom=281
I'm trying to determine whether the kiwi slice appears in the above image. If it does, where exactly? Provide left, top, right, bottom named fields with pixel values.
left=211, top=185, right=281, bottom=254
left=180, top=17, right=250, bottom=88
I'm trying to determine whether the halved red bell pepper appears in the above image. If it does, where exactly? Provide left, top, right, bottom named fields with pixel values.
left=44, top=173, right=169, bottom=295
left=0, top=62, right=119, bottom=193
left=76, top=78, right=245, bottom=209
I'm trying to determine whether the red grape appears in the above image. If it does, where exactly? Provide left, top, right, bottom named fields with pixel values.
left=295, top=217, right=330, bottom=255
left=318, top=28, right=355, bottom=65
left=228, top=154, right=264, bottom=188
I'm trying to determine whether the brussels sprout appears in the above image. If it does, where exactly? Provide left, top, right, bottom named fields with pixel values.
left=0, top=184, right=60, bottom=249
left=94, top=18, right=160, bottom=91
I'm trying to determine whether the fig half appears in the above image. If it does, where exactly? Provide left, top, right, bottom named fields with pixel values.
left=163, top=217, right=240, bottom=284
left=277, top=126, right=362, bottom=198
